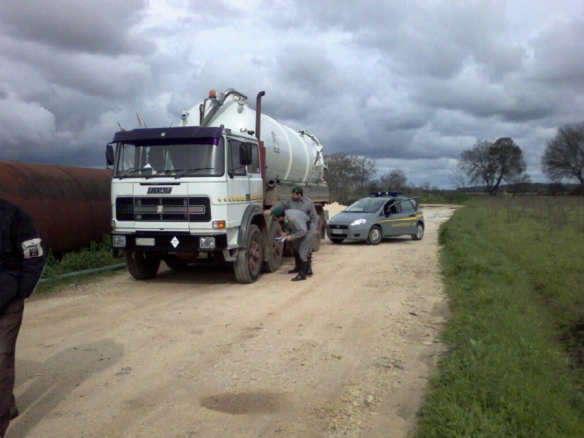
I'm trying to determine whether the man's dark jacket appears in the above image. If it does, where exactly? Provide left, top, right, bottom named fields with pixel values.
left=0, top=199, right=46, bottom=311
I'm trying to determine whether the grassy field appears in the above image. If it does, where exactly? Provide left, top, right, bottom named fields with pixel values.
left=415, top=196, right=584, bottom=438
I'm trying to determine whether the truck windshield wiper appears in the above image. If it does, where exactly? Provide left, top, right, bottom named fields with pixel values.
left=174, top=168, right=215, bottom=177
left=116, top=168, right=149, bottom=179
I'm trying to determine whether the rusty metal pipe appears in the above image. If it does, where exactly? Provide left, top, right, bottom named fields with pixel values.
left=0, top=161, right=112, bottom=254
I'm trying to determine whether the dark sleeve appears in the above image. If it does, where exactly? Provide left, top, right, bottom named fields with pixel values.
left=15, top=208, right=46, bottom=298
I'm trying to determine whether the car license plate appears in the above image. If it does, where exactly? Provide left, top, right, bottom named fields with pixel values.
left=136, top=237, right=155, bottom=246
left=331, top=229, right=343, bottom=235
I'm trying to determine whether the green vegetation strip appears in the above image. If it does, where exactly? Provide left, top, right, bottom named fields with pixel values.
left=38, top=238, right=125, bottom=294
left=415, top=198, right=584, bottom=438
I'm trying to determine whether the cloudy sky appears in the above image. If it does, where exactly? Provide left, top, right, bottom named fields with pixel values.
left=1, top=0, right=583, bottom=188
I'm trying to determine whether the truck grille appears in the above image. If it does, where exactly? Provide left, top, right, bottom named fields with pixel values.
left=116, top=197, right=211, bottom=222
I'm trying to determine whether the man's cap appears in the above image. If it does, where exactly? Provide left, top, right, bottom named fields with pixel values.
left=271, top=207, right=285, bottom=218
left=292, top=186, right=303, bottom=194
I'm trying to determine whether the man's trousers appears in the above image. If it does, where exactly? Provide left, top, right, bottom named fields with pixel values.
left=0, top=297, right=24, bottom=436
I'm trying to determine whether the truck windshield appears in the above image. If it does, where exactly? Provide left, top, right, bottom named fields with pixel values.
left=113, top=140, right=225, bottom=179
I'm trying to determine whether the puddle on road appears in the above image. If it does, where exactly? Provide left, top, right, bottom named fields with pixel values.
left=201, top=391, right=287, bottom=415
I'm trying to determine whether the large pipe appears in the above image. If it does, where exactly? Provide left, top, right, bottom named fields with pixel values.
left=0, top=161, right=112, bottom=254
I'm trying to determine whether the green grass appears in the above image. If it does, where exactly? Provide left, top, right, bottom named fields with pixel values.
left=415, top=197, right=584, bottom=438
left=37, top=236, right=125, bottom=294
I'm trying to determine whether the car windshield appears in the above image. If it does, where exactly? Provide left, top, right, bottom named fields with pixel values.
left=344, top=198, right=387, bottom=213
left=113, top=139, right=225, bottom=179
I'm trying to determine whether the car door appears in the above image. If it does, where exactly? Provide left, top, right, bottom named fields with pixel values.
left=398, top=199, right=418, bottom=235
left=379, top=199, right=397, bottom=237
left=382, top=198, right=411, bottom=236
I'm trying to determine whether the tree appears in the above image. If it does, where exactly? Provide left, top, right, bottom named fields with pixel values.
left=541, top=123, right=584, bottom=196
left=458, top=137, right=527, bottom=196
left=378, top=169, right=408, bottom=192
left=324, top=153, right=377, bottom=204
left=450, top=168, right=468, bottom=189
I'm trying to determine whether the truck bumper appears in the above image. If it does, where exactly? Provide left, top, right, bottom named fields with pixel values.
left=112, top=232, right=229, bottom=253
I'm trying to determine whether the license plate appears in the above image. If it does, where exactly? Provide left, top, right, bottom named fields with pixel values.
left=136, top=237, right=155, bottom=246
left=331, top=229, right=343, bottom=235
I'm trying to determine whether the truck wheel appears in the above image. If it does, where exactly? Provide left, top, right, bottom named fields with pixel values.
left=312, top=230, right=321, bottom=252
left=411, top=223, right=425, bottom=240
left=366, top=226, right=382, bottom=245
left=234, top=225, right=264, bottom=283
left=312, top=210, right=325, bottom=252
left=329, top=237, right=344, bottom=244
left=262, top=221, right=283, bottom=273
left=126, top=250, right=161, bottom=280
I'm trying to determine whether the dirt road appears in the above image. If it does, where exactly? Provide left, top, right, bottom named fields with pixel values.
left=11, top=205, right=456, bottom=438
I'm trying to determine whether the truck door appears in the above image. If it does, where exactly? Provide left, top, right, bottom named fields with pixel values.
left=245, top=142, right=263, bottom=206
left=227, top=140, right=262, bottom=224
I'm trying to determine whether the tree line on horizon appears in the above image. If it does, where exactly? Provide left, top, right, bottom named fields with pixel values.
left=324, top=121, right=584, bottom=203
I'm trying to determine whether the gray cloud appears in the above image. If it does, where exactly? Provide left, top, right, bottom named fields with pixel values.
left=0, top=0, right=583, bottom=189
left=0, top=0, right=152, bottom=55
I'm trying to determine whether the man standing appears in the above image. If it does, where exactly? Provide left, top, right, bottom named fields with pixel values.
left=0, top=198, right=46, bottom=438
left=271, top=207, right=314, bottom=281
left=264, top=186, right=318, bottom=275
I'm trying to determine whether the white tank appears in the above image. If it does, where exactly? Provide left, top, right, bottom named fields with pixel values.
left=182, top=90, right=326, bottom=185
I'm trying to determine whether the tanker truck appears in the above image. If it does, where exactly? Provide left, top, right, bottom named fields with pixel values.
left=105, top=88, right=329, bottom=283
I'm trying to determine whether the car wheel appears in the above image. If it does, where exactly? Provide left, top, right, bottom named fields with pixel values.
left=329, top=237, right=344, bottom=244
left=366, top=226, right=382, bottom=245
left=411, top=223, right=424, bottom=240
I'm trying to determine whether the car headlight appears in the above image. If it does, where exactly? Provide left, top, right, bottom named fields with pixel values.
left=350, top=218, right=367, bottom=226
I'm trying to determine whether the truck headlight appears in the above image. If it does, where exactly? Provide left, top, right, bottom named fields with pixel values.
left=200, top=237, right=216, bottom=249
left=112, top=235, right=126, bottom=248
left=350, top=218, right=367, bottom=226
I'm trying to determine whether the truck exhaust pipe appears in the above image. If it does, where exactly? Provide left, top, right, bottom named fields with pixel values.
left=256, top=91, right=266, bottom=183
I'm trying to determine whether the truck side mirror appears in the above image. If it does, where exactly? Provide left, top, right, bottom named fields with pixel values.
left=239, top=143, right=252, bottom=165
left=106, top=144, right=115, bottom=166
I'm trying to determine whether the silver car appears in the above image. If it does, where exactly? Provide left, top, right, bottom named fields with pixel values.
left=327, top=192, right=425, bottom=245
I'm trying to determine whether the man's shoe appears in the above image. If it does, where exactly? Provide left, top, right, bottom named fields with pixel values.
left=292, top=262, right=307, bottom=281
left=291, top=272, right=306, bottom=281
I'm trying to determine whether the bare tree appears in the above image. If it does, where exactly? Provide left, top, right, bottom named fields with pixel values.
left=450, top=168, right=468, bottom=189
left=420, top=182, right=432, bottom=192
left=506, top=173, right=531, bottom=197
left=459, top=138, right=527, bottom=196
left=324, top=153, right=377, bottom=204
left=541, top=123, right=584, bottom=196
left=378, top=169, right=408, bottom=192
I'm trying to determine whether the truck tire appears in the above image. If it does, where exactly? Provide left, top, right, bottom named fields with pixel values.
left=262, top=221, right=283, bottom=273
left=234, top=224, right=264, bottom=283
left=126, top=250, right=161, bottom=280
left=312, top=210, right=325, bottom=252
